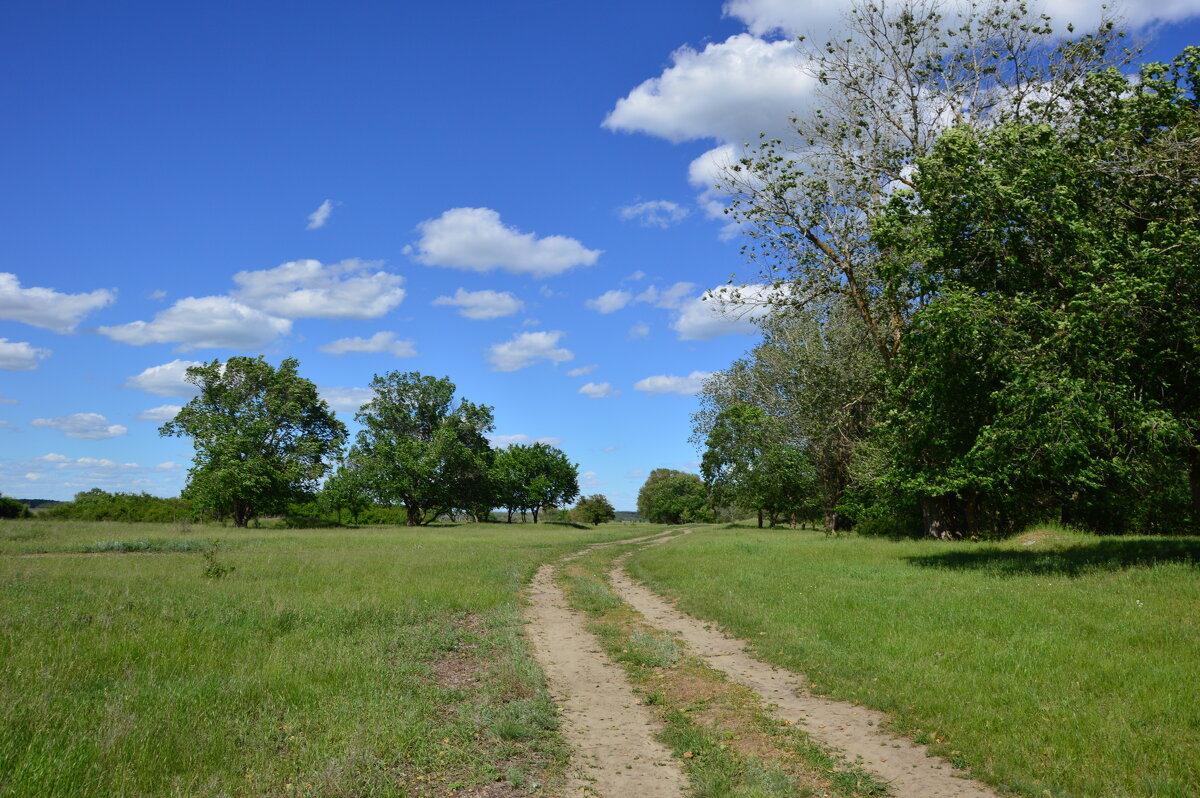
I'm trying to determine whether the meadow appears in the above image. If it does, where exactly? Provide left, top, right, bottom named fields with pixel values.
left=625, top=525, right=1200, bottom=798
left=0, top=519, right=644, bottom=797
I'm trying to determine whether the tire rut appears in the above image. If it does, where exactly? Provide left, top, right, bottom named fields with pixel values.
left=609, top=534, right=1001, bottom=798
left=524, top=532, right=685, bottom=797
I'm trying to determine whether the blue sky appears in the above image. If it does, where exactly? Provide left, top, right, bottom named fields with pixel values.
left=2, top=1, right=1198, bottom=508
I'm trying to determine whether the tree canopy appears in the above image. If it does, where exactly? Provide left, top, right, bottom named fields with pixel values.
left=637, top=469, right=712, bottom=525
left=160, top=356, right=346, bottom=527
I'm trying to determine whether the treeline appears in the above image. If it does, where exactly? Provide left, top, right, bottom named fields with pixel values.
left=695, top=5, right=1200, bottom=539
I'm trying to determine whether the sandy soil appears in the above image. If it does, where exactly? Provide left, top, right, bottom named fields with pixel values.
left=609, top=536, right=1001, bottom=798
left=524, top=532, right=685, bottom=797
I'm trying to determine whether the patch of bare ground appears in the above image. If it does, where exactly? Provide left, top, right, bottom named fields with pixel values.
left=611, top=538, right=1002, bottom=798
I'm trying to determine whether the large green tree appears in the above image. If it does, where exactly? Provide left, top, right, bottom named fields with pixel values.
left=492, top=443, right=579, bottom=523
left=572, top=494, right=616, bottom=526
left=160, top=357, right=346, bottom=527
left=876, top=48, right=1200, bottom=536
left=353, top=372, right=494, bottom=526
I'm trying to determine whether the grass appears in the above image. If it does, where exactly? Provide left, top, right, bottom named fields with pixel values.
left=559, top=544, right=889, bottom=798
left=0, top=519, right=650, bottom=797
left=625, top=525, right=1200, bottom=798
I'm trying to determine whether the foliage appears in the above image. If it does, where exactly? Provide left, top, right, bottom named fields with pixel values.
left=319, top=454, right=372, bottom=524
left=160, top=357, right=346, bottom=528
left=37, top=488, right=194, bottom=523
left=636, top=469, right=712, bottom=525
left=492, top=443, right=580, bottom=523
left=0, top=495, right=31, bottom=519
left=572, top=494, right=616, bottom=526
left=353, top=372, right=495, bottom=526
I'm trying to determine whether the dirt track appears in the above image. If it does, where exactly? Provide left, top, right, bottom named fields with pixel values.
left=524, top=529, right=1000, bottom=797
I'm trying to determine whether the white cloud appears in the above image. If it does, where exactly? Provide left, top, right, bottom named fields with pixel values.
left=633, top=371, right=714, bottom=397
left=581, top=470, right=604, bottom=488
left=306, top=199, right=335, bottom=230
left=125, top=359, right=204, bottom=397
left=604, top=34, right=816, bottom=146
left=487, top=330, right=573, bottom=372
left=579, top=382, right=619, bottom=399
left=232, top=259, right=405, bottom=319
left=586, top=289, right=632, bottom=314
left=137, top=405, right=182, bottom=422
left=0, top=393, right=17, bottom=405
left=636, top=281, right=696, bottom=310
left=0, top=339, right=50, bottom=371
left=671, top=284, right=777, bottom=340
left=319, top=386, right=374, bottom=414
left=0, top=421, right=14, bottom=431
left=156, top=461, right=183, bottom=470
left=627, top=270, right=647, bottom=281
left=318, top=331, right=417, bottom=358
left=0, top=273, right=115, bottom=333
left=99, top=297, right=291, bottom=350
left=32, top=413, right=128, bottom=440
left=618, top=200, right=690, bottom=228
left=628, top=321, right=651, bottom=340
left=432, top=288, right=524, bottom=320
left=567, top=364, right=597, bottom=377
left=148, top=289, right=167, bottom=300
left=602, top=446, right=617, bottom=452
left=488, top=433, right=564, bottom=448
left=721, top=0, right=847, bottom=37
left=408, top=207, right=601, bottom=277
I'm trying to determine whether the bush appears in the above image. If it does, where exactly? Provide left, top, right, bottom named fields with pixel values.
left=0, top=496, right=32, bottom=519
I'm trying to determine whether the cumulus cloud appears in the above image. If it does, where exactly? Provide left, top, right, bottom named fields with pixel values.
left=618, top=200, right=690, bottom=228
left=0, top=339, right=50, bottom=371
left=306, top=199, right=335, bottom=230
left=488, top=433, right=564, bottom=448
left=137, top=405, right=182, bottom=422
left=125, top=360, right=204, bottom=397
left=586, top=289, right=632, bottom=314
left=567, top=364, right=597, bottom=377
left=581, top=470, right=604, bottom=488
left=628, top=322, right=651, bottom=340
left=232, top=259, right=405, bottom=319
left=99, top=296, right=291, bottom=350
left=579, top=382, right=619, bottom=399
left=407, top=207, right=601, bottom=277
left=156, top=461, right=183, bottom=470
left=671, top=284, right=776, bottom=340
left=633, top=371, right=714, bottom=397
left=318, top=331, right=417, bottom=357
left=636, top=281, right=696, bottom=310
left=0, top=273, right=115, bottom=333
left=432, top=288, right=524, bottom=320
left=32, top=413, right=128, bottom=440
left=318, top=386, right=374, bottom=414
left=487, top=331, right=573, bottom=372
left=604, top=35, right=815, bottom=145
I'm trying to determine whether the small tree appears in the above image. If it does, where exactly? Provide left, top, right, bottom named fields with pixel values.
left=160, top=357, right=346, bottom=527
left=637, top=469, right=712, bottom=525
left=492, top=443, right=580, bottom=522
left=320, top=452, right=372, bottom=524
left=573, top=494, right=616, bottom=526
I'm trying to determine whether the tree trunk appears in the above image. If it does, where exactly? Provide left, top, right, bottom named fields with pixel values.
left=531, top=506, right=540, bottom=523
left=406, top=504, right=422, bottom=526
left=757, top=509, right=763, bottom=528
left=921, top=495, right=963, bottom=540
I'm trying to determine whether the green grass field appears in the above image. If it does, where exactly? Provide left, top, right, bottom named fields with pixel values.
left=625, top=525, right=1200, bottom=798
left=0, top=519, right=648, bottom=797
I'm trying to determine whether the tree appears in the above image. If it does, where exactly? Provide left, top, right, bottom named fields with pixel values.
left=160, top=357, right=346, bottom=527
left=0, top=494, right=31, bottom=519
left=492, top=443, right=580, bottom=522
left=637, top=469, right=712, bottom=525
left=874, top=48, right=1200, bottom=536
left=353, top=372, right=494, bottom=526
left=716, top=0, right=1128, bottom=535
left=320, top=452, right=372, bottom=524
left=572, top=494, right=616, bottom=526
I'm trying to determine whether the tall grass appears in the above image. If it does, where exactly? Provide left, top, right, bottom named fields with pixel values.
left=0, top=520, right=642, bottom=796
left=626, top=526, right=1200, bottom=798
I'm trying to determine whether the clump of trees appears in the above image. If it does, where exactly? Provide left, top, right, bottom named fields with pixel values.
left=0, top=494, right=32, bottom=519
left=700, top=0, right=1200, bottom=538
left=36, top=489, right=193, bottom=523
left=154, top=363, right=581, bottom=528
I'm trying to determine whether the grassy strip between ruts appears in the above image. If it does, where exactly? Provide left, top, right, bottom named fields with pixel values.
left=625, top=525, right=1200, bottom=798
left=558, top=543, right=890, bottom=798
left=0, top=519, right=654, bottom=797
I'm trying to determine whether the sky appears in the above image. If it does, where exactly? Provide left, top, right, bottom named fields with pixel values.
left=2, top=1, right=1198, bottom=509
